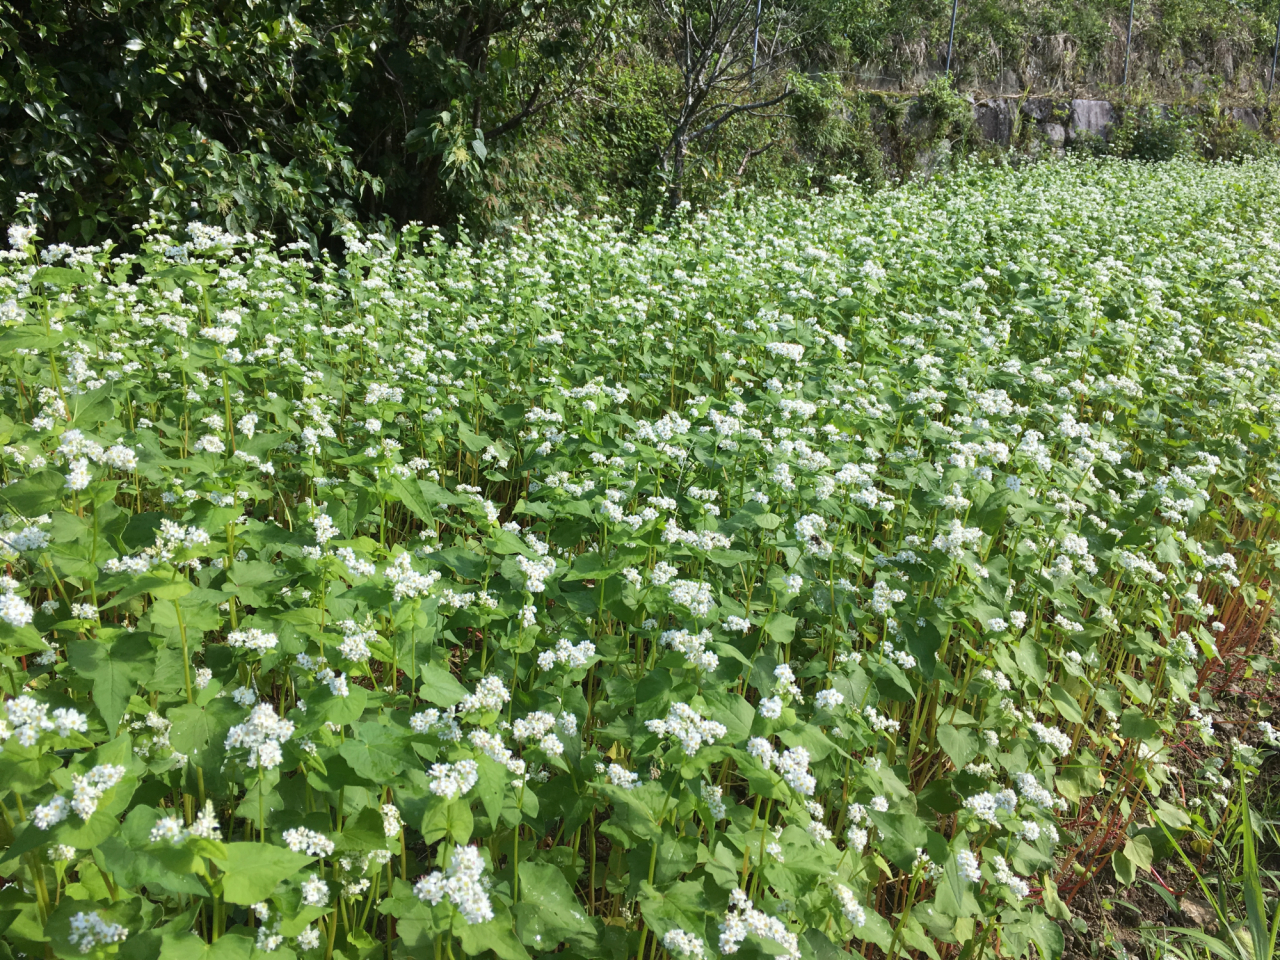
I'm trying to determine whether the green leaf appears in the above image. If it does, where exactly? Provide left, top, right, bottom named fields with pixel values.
left=339, top=721, right=415, bottom=781
left=762, top=611, right=797, bottom=644
left=1118, top=708, right=1158, bottom=742
left=936, top=724, right=979, bottom=770
left=457, top=423, right=492, bottom=452
left=0, top=469, right=66, bottom=516
left=31, top=266, right=92, bottom=287
left=418, top=663, right=468, bottom=708
left=752, top=512, right=783, bottom=530
left=306, top=684, right=367, bottom=726
left=68, top=633, right=158, bottom=730
left=514, top=862, right=594, bottom=947
left=1123, top=834, right=1153, bottom=872
left=474, top=756, right=510, bottom=825
left=1024, top=911, right=1066, bottom=960
left=1111, top=845, right=1136, bottom=886
left=1239, top=804, right=1270, bottom=960
left=1042, top=874, right=1072, bottom=921
left=868, top=811, right=927, bottom=872
left=1116, top=670, right=1152, bottom=706
left=457, top=900, right=527, bottom=960
left=1015, top=637, right=1048, bottom=685
left=1095, top=685, right=1124, bottom=717
left=213, top=842, right=314, bottom=904
left=1048, top=683, right=1083, bottom=724
left=708, top=548, right=755, bottom=566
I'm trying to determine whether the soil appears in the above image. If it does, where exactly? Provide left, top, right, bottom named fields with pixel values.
left=1057, top=646, right=1280, bottom=960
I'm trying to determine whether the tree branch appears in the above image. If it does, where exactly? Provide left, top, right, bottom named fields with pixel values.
left=689, top=86, right=793, bottom=143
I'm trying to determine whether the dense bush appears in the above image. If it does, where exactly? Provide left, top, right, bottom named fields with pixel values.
left=0, top=158, right=1278, bottom=959
left=0, top=0, right=385, bottom=241
left=6, top=0, right=1280, bottom=243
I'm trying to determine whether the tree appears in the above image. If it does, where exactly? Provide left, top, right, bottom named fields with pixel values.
left=0, top=0, right=624, bottom=240
left=653, top=0, right=799, bottom=208
left=353, top=0, right=626, bottom=227
left=0, top=0, right=385, bottom=240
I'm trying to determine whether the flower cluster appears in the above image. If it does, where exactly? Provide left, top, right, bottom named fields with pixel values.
left=414, top=845, right=494, bottom=924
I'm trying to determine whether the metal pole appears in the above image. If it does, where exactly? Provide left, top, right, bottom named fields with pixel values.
left=751, top=0, right=762, bottom=79
left=1122, top=0, right=1135, bottom=89
left=1269, top=3, right=1280, bottom=99
left=944, top=0, right=959, bottom=77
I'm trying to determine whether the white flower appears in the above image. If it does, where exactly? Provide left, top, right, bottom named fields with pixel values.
left=0, top=591, right=33, bottom=628
left=68, top=911, right=128, bottom=952
left=301, top=873, right=330, bottom=907
left=193, top=434, right=226, bottom=454
left=701, top=781, right=727, bottom=819
left=1029, top=721, right=1072, bottom=755
left=775, top=747, right=815, bottom=795
left=758, top=696, right=783, bottom=720
left=296, top=927, right=322, bottom=950
left=200, top=326, right=238, bottom=345
left=224, top=703, right=294, bottom=768
left=188, top=800, right=223, bottom=840
left=414, top=845, right=494, bottom=924
left=429, top=759, right=479, bottom=799
left=226, top=628, right=278, bottom=654
left=990, top=854, right=1030, bottom=899
left=382, top=803, right=403, bottom=838
left=815, top=688, right=844, bottom=711
left=64, top=457, right=92, bottom=490
left=313, top=513, right=340, bottom=545
left=32, top=794, right=70, bottom=829
left=645, top=702, right=727, bottom=756
left=668, top=579, right=715, bottom=618
left=69, top=764, right=127, bottom=820
left=282, top=827, right=335, bottom=857
left=457, top=676, right=510, bottom=714
left=663, top=929, right=706, bottom=959
left=719, top=889, right=800, bottom=960
left=956, top=849, right=982, bottom=883
left=833, top=884, right=866, bottom=927
left=51, top=707, right=87, bottom=737
left=149, top=816, right=187, bottom=844
left=101, top=445, right=138, bottom=471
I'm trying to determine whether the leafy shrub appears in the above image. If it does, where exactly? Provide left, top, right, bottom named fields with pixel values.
left=0, top=158, right=1278, bottom=960
left=790, top=75, right=888, bottom=192
left=1195, top=100, right=1276, bottom=163
left=892, top=77, right=979, bottom=179
left=0, top=0, right=385, bottom=242
left=1108, top=104, right=1197, bottom=162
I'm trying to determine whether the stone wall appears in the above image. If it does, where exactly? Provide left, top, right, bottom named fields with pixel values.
left=968, top=96, right=1267, bottom=148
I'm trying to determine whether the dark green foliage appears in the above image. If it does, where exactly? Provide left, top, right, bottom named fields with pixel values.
left=1109, top=105, right=1197, bottom=161
left=0, top=0, right=384, bottom=241
left=790, top=75, right=888, bottom=192
left=1070, top=94, right=1276, bottom=163
left=1195, top=98, right=1276, bottom=162
left=514, top=57, right=673, bottom=224
left=4, top=0, right=1280, bottom=241
left=0, top=0, right=621, bottom=240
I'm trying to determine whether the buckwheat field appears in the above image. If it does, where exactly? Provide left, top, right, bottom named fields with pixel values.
left=0, top=157, right=1277, bottom=960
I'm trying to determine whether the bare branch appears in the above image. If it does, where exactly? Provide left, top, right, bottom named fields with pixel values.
left=690, top=87, right=792, bottom=141
left=736, top=136, right=781, bottom=176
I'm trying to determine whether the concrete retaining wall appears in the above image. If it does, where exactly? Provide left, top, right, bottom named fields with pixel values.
left=968, top=95, right=1266, bottom=148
